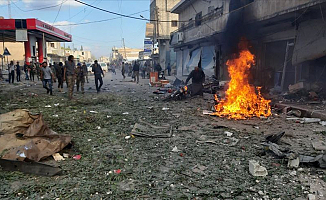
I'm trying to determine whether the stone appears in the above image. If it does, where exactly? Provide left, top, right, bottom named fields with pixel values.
left=249, top=160, right=268, bottom=177
left=307, top=194, right=316, bottom=200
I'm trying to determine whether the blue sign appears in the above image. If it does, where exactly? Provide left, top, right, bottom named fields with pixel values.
left=3, top=47, right=10, bottom=56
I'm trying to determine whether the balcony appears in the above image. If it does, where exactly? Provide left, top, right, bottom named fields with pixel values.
left=171, top=6, right=226, bottom=46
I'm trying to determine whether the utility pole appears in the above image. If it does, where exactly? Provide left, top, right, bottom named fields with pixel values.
left=122, top=38, right=127, bottom=61
left=7, top=0, right=11, bottom=18
left=2, top=32, right=4, bottom=71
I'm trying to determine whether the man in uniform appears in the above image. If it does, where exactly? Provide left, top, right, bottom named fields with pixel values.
left=76, top=63, right=87, bottom=94
left=133, top=61, right=140, bottom=83
left=92, top=60, right=104, bottom=93
left=185, top=65, right=205, bottom=96
left=82, top=62, right=89, bottom=83
left=121, top=62, right=126, bottom=79
left=64, top=55, right=76, bottom=100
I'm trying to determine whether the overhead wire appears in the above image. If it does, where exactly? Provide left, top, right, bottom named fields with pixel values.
left=53, top=0, right=67, bottom=25
left=10, top=0, right=67, bottom=12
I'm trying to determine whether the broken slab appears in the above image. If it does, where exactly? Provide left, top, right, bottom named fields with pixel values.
left=249, top=160, right=268, bottom=177
left=288, top=157, right=300, bottom=168
left=312, top=141, right=326, bottom=151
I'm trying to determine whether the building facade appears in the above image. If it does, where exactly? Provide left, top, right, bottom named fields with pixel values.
left=150, top=0, right=181, bottom=72
left=171, top=0, right=326, bottom=91
left=111, top=47, right=143, bottom=62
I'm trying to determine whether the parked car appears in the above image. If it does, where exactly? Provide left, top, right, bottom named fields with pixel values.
left=86, top=63, right=92, bottom=73
left=99, top=62, right=107, bottom=72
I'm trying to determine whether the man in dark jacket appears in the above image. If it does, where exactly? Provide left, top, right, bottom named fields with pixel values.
left=92, top=60, right=104, bottom=93
left=55, top=62, right=64, bottom=92
left=16, top=61, right=21, bottom=82
left=185, top=66, right=205, bottom=96
left=133, top=61, right=140, bottom=83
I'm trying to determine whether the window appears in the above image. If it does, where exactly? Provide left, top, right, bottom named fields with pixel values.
left=82, top=52, right=84, bottom=55
left=171, top=20, right=178, bottom=27
left=195, top=12, right=202, bottom=26
left=50, top=43, right=55, bottom=48
left=208, top=6, right=215, bottom=13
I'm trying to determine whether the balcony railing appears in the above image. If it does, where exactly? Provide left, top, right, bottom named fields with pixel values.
left=172, top=6, right=224, bottom=35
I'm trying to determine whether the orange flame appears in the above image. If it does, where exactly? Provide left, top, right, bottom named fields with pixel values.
left=213, top=48, right=271, bottom=119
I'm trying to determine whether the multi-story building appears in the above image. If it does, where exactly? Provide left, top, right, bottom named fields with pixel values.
left=170, top=0, right=326, bottom=91
left=150, top=0, right=181, bottom=71
left=111, top=47, right=143, bottom=62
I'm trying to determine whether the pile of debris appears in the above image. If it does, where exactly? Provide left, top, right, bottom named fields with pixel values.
left=0, top=109, right=71, bottom=176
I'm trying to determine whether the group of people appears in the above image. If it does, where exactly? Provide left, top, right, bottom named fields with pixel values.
left=7, top=61, right=39, bottom=83
left=43, top=55, right=104, bottom=100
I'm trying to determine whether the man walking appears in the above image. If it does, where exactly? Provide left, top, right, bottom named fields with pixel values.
left=64, top=55, right=76, bottom=100
left=55, top=62, right=64, bottom=92
left=92, top=60, right=104, bottom=93
left=76, top=63, right=87, bottom=94
left=23, top=61, right=29, bottom=80
left=121, top=62, right=126, bottom=79
left=166, top=63, right=171, bottom=76
left=15, top=61, right=21, bottom=82
left=133, top=61, right=140, bottom=83
left=40, top=62, right=55, bottom=95
left=8, top=61, right=15, bottom=84
left=82, top=62, right=89, bottom=83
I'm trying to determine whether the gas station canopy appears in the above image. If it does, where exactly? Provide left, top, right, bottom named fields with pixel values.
left=0, top=18, right=72, bottom=42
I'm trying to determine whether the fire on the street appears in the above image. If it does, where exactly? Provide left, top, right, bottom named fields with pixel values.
left=213, top=47, right=271, bottom=119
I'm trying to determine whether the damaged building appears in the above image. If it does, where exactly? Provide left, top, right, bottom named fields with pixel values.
left=170, top=0, right=326, bottom=93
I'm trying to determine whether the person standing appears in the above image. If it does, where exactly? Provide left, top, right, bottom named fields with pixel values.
left=91, top=60, right=104, bottom=93
left=133, top=61, right=140, bottom=83
left=166, top=63, right=171, bottom=76
left=29, top=62, right=35, bottom=82
left=55, top=62, right=64, bottom=92
left=76, top=63, right=87, bottom=94
left=64, top=55, right=76, bottom=100
left=40, top=62, right=55, bottom=95
left=8, top=61, right=15, bottom=84
left=16, top=61, right=21, bottom=82
left=36, top=62, right=41, bottom=81
left=121, top=62, right=126, bottom=79
left=23, top=61, right=29, bottom=80
left=82, top=62, right=89, bottom=83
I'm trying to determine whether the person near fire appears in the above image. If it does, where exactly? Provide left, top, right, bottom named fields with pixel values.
left=91, top=60, right=104, bottom=93
left=64, top=55, right=76, bottom=100
left=8, top=61, right=15, bottom=84
left=40, top=62, right=56, bottom=95
left=185, top=64, right=205, bottom=96
left=55, top=62, right=64, bottom=92
left=76, top=63, right=87, bottom=94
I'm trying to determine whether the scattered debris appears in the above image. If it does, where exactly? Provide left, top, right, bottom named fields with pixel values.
left=44, top=105, right=52, bottom=108
left=299, top=154, right=326, bottom=168
left=131, top=120, right=172, bottom=138
left=114, top=169, right=121, bottom=174
left=300, top=118, right=321, bottom=124
left=192, top=164, right=207, bottom=174
left=171, top=146, right=179, bottom=152
left=63, top=153, right=69, bottom=158
left=125, top=135, right=131, bottom=140
left=203, top=110, right=213, bottom=115
left=224, top=131, right=233, bottom=137
left=52, top=153, right=65, bottom=161
left=89, top=111, right=98, bottom=114
left=288, top=157, right=300, bottom=168
left=249, top=160, right=268, bottom=177
left=320, top=121, right=326, bottom=126
left=54, top=103, right=60, bottom=107
left=122, top=112, right=129, bottom=115
left=162, top=107, right=170, bottom=111
left=265, top=131, right=285, bottom=143
left=96, top=126, right=101, bottom=130
left=73, top=155, right=82, bottom=160
left=312, top=141, right=326, bottom=151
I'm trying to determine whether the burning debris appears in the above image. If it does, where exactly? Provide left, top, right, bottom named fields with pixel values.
left=213, top=44, right=271, bottom=119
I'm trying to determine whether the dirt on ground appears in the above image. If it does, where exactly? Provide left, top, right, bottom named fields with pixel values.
left=0, top=73, right=326, bottom=199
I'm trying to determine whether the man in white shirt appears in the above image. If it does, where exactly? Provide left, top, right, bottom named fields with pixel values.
left=40, top=62, right=56, bottom=95
left=8, top=61, right=15, bottom=84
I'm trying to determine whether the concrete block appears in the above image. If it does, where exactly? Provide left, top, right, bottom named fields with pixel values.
left=249, top=160, right=268, bottom=177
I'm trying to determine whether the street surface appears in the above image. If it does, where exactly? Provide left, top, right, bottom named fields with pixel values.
left=0, top=71, right=326, bottom=199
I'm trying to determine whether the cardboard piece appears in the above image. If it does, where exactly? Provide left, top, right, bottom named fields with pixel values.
left=0, top=109, right=71, bottom=162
